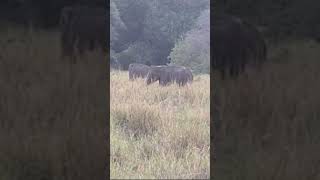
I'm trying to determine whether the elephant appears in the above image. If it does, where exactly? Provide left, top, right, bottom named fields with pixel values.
left=146, top=65, right=193, bottom=86
left=238, top=20, right=267, bottom=70
left=212, top=14, right=267, bottom=79
left=128, top=63, right=150, bottom=80
left=59, top=6, right=107, bottom=57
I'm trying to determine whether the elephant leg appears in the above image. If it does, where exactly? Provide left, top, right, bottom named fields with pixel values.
left=230, top=66, right=234, bottom=77
left=240, top=57, right=246, bottom=73
left=235, top=64, right=240, bottom=77
left=230, top=63, right=239, bottom=78
left=233, top=67, right=239, bottom=77
left=180, top=81, right=185, bottom=86
left=241, top=62, right=245, bottom=73
left=182, top=78, right=187, bottom=86
left=89, top=39, right=95, bottom=51
left=78, top=38, right=90, bottom=55
left=160, top=79, right=168, bottom=86
left=99, top=39, right=107, bottom=53
left=62, top=32, right=76, bottom=58
left=177, top=80, right=181, bottom=86
left=220, top=68, right=225, bottom=80
left=60, top=38, right=68, bottom=57
left=159, top=79, right=164, bottom=86
left=61, top=43, right=72, bottom=58
left=129, top=72, right=134, bottom=80
left=76, top=39, right=84, bottom=55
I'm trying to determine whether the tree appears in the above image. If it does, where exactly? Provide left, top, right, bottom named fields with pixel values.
left=169, top=9, right=210, bottom=74
left=111, top=0, right=209, bottom=69
left=110, top=0, right=126, bottom=51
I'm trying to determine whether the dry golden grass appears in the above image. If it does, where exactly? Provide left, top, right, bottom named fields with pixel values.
left=110, top=71, right=210, bottom=179
left=213, top=39, right=320, bottom=180
left=0, top=26, right=107, bottom=179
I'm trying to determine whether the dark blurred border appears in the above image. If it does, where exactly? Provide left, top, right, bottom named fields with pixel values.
left=0, top=0, right=110, bottom=179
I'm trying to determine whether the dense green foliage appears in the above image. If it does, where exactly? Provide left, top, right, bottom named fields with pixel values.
left=169, top=9, right=210, bottom=74
left=111, top=0, right=210, bottom=71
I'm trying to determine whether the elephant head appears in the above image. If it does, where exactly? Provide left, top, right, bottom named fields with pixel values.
left=128, top=63, right=151, bottom=80
left=146, top=65, right=165, bottom=85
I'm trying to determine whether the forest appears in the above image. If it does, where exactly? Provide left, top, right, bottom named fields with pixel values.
left=110, top=0, right=210, bottom=73
left=1, top=0, right=319, bottom=71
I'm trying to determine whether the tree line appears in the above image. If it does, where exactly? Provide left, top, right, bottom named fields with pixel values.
left=214, top=0, right=320, bottom=41
left=111, top=0, right=210, bottom=73
left=2, top=0, right=317, bottom=73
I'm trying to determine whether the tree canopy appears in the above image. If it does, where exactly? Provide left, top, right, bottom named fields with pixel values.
left=111, top=0, right=210, bottom=71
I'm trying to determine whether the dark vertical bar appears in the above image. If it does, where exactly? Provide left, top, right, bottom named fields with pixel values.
left=105, top=0, right=111, bottom=179
left=0, top=1, right=110, bottom=179
left=210, top=1, right=215, bottom=179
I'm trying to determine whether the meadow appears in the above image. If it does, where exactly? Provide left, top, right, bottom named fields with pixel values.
left=0, top=26, right=107, bottom=180
left=2, top=25, right=320, bottom=180
left=213, top=39, right=320, bottom=179
left=110, top=71, right=210, bottom=179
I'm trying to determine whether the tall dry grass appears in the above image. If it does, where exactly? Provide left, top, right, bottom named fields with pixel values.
left=110, top=71, right=210, bottom=179
left=213, top=39, right=320, bottom=179
left=0, top=26, right=107, bottom=179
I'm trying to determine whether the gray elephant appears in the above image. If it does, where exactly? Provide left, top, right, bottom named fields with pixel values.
left=128, top=63, right=150, bottom=80
left=146, top=65, right=193, bottom=86
left=59, top=6, right=107, bottom=57
left=212, top=14, right=267, bottom=79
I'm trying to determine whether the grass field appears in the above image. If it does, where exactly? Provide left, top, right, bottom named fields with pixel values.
left=213, top=39, right=320, bottom=179
left=2, top=25, right=320, bottom=180
left=0, top=26, right=107, bottom=180
left=110, top=71, right=210, bottom=179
